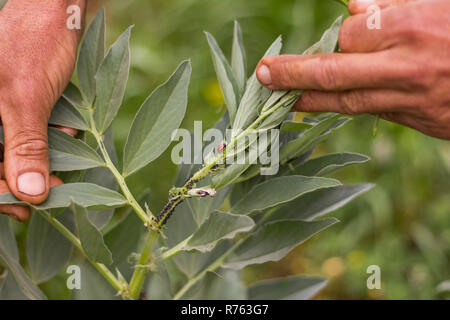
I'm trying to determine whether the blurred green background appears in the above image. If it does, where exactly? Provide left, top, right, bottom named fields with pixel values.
left=86, top=0, right=449, bottom=299
left=9, top=0, right=447, bottom=300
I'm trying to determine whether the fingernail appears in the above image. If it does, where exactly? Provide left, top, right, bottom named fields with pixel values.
left=18, top=172, right=46, bottom=196
left=257, top=64, right=272, bottom=85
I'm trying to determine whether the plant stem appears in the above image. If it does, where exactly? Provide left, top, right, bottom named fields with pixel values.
left=87, top=109, right=155, bottom=229
left=160, top=105, right=291, bottom=297
left=372, top=114, right=380, bottom=137
left=160, top=237, right=191, bottom=260
left=87, top=109, right=159, bottom=299
left=37, top=210, right=124, bottom=293
left=156, top=100, right=288, bottom=227
left=128, top=230, right=159, bottom=299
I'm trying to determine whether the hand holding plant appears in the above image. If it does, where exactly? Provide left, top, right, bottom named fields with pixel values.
left=0, top=0, right=85, bottom=219
left=259, top=0, right=450, bottom=139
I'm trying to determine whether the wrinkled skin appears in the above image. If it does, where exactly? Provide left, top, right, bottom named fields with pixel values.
left=0, top=0, right=85, bottom=220
left=257, top=0, right=450, bottom=140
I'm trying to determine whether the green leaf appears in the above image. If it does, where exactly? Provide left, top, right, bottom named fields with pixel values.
left=231, top=20, right=247, bottom=94
left=205, top=32, right=240, bottom=124
left=94, top=26, right=132, bottom=134
left=184, top=211, right=255, bottom=253
left=0, top=215, right=19, bottom=261
left=280, top=121, right=313, bottom=133
left=71, top=257, right=118, bottom=300
left=179, top=270, right=247, bottom=300
left=230, top=175, right=341, bottom=215
left=164, top=201, right=209, bottom=277
left=62, top=82, right=86, bottom=109
left=305, top=16, right=342, bottom=55
left=232, top=36, right=282, bottom=131
left=104, top=210, right=144, bottom=266
left=104, top=191, right=149, bottom=265
left=279, top=115, right=350, bottom=164
left=48, top=128, right=105, bottom=171
left=0, top=216, right=47, bottom=300
left=78, top=9, right=106, bottom=104
left=248, top=275, right=327, bottom=300
left=146, top=261, right=173, bottom=299
left=0, top=273, right=29, bottom=300
left=0, top=249, right=47, bottom=300
left=212, top=163, right=251, bottom=190
left=123, top=60, right=191, bottom=176
left=71, top=201, right=112, bottom=265
left=292, top=153, right=370, bottom=177
left=26, top=210, right=74, bottom=283
left=211, top=130, right=279, bottom=190
left=0, top=183, right=126, bottom=210
left=266, top=184, right=374, bottom=223
left=258, top=104, right=293, bottom=130
left=188, top=180, right=230, bottom=226
left=49, top=97, right=88, bottom=131
left=164, top=201, right=230, bottom=279
left=223, top=218, right=338, bottom=269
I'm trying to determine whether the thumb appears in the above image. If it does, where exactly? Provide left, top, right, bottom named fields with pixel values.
left=348, top=0, right=416, bottom=15
left=1, top=103, right=50, bottom=204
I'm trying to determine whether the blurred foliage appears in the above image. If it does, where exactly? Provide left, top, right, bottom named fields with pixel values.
left=9, top=0, right=448, bottom=300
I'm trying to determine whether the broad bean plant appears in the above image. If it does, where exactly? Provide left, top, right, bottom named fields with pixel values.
left=0, top=8, right=371, bottom=300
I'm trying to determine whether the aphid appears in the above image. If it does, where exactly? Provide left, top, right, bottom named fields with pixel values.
left=217, top=143, right=226, bottom=152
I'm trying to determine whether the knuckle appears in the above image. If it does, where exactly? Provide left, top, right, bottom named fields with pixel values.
left=338, top=19, right=353, bottom=52
left=394, top=16, right=424, bottom=42
left=10, top=132, right=48, bottom=160
left=338, top=91, right=363, bottom=115
left=278, top=62, right=297, bottom=88
left=314, top=58, right=340, bottom=90
left=298, top=91, right=315, bottom=110
left=404, top=62, right=436, bottom=90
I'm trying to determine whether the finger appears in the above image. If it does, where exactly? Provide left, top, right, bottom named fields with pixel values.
left=1, top=97, right=51, bottom=205
left=292, top=89, right=417, bottom=115
left=0, top=180, right=30, bottom=221
left=380, top=112, right=450, bottom=140
left=49, top=175, right=64, bottom=187
left=380, top=112, right=428, bottom=135
left=0, top=175, right=62, bottom=222
left=339, top=12, right=397, bottom=53
left=257, top=51, right=401, bottom=91
left=348, top=0, right=417, bottom=15
left=50, top=125, right=78, bottom=136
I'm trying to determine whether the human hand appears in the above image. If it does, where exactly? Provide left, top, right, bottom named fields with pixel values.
left=0, top=0, right=85, bottom=220
left=256, top=0, right=450, bottom=139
